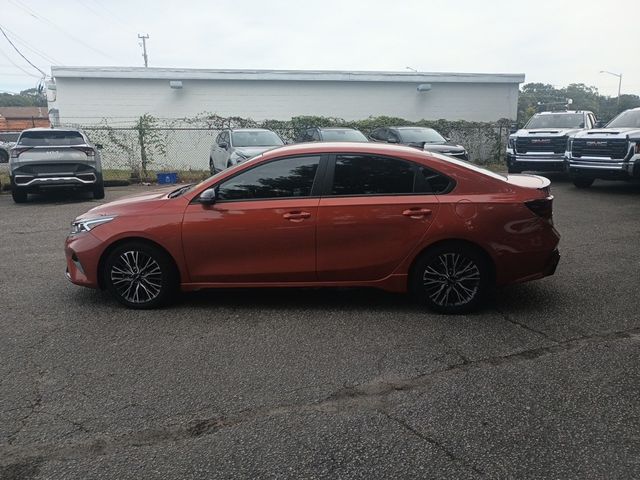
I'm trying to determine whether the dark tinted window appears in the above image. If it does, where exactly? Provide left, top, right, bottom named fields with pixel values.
left=417, top=167, right=454, bottom=194
left=370, top=128, right=387, bottom=141
left=18, top=130, right=85, bottom=146
left=218, top=156, right=320, bottom=200
left=331, top=155, right=415, bottom=195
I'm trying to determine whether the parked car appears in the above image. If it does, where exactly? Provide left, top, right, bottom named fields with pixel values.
left=297, top=127, right=368, bottom=142
left=566, top=107, right=640, bottom=188
left=66, top=143, right=560, bottom=314
left=507, top=110, right=597, bottom=174
left=369, top=126, right=468, bottom=161
left=10, top=128, right=104, bottom=203
left=209, top=128, right=284, bottom=174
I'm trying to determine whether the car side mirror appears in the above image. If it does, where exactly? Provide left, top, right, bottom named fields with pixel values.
left=444, top=137, right=451, bottom=142
left=198, top=187, right=217, bottom=205
left=95, top=143, right=103, bottom=150
left=219, top=142, right=228, bottom=150
left=594, top=121, right=604, bottom=128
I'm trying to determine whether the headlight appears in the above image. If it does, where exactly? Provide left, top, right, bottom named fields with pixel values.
left=230, top=151, right=248, bottom=164
left=70, top=216, right=116, bottom=234
left=508, top=137, right=516, bottom=149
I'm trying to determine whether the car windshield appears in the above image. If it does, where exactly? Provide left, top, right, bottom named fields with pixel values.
left=525, top=113, right=584, bottom=129
left=398, top=128, right=446, bottom=144
left=606, top=110, right=640, bottom=128
left=321, top=129, right=368, bottom=142
left=18, top=131, right=85, bottom=146
left=231, top=131, right=283, bottom=147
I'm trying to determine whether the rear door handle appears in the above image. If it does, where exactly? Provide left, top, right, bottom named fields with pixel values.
left=283, top=211, right=311, bottom=221
left=402, top=208, right=432, bottom=218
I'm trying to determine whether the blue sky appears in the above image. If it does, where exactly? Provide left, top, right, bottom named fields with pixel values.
left=1, top=0, right=637, bottom=97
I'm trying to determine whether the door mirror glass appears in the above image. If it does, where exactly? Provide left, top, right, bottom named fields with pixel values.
left=199, top=187, right=217, bottom=205
left=219, top=142, right=228, bottom=150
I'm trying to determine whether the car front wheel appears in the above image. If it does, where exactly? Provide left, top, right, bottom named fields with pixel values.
left=411, top=244, right=491, bottom=314
left=103, top=242, right=178, bottom=309
left=11, top=187, right=28, bottom=203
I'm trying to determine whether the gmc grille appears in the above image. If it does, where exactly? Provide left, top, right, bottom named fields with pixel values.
left=516, top=137, right=566, bottom=154
left=571, top=139, right=629, bottom=159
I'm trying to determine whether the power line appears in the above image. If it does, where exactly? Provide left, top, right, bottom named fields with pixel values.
left=1, top=25, right=61, bottom=65
left=0, top=24, right=46, bottom=76
left=7, top=0, right=117, bottom=61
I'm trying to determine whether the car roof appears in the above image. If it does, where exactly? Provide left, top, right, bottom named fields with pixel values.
left=391, top=126, right=436, bottom=130
left=20, top=127, right=83, bottom=133
left=229, top=128, right=273, bottom=133
left=316, top=127, right=361, bottom=131
left=535, top=111, right=590, bottom=115
left=259, top=141, right=429, bottom=158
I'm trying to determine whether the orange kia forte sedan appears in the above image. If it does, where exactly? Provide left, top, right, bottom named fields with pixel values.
left=65, top=143, right=560, bottom=313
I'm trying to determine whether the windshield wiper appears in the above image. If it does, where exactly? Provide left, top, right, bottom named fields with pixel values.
left=168, top=184, right=194, bottom=198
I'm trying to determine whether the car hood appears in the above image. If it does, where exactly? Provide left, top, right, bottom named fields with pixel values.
left=572, top=127, right=640, bottom=140
left=79, top=186, right=176, bottom=218
left=513, top=128, right=581, bottom=137
left=235, top=146, right=280, bottom=158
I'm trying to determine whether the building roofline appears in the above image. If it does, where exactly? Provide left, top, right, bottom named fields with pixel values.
left=51, top=66, right=525, bottom=84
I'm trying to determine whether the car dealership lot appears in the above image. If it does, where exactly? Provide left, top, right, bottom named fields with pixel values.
left=1, top=178, right=639, bottom=479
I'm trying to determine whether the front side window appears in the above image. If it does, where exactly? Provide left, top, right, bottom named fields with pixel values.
left=217, top=156, right=320, bottom=201
left=331, top=155, right=415, bottom=195
left=397, top=128, right=446, bottom=144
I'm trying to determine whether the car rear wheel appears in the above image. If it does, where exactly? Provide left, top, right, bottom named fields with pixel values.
left=210, top=158, right=218, bottom=175
left=11, top=187, right=28, bottom=203
left=411, top=244, right=491, bottom=314
left=572, top=177, right=594, bottom=189
left=103, top=242, right=178, bottom=309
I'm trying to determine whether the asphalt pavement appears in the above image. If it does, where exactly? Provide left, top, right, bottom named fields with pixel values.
left=1, top=175, right=639, bottom=479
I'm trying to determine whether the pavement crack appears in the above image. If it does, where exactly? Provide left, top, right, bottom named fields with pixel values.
left=2, top=326, right=638, bottom=467
left=381, top=411, right=486, bottom=477
left=494, top=307, right=558, bottom=342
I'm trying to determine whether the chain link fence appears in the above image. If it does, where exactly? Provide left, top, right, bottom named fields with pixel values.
left=81, top=120, right=510, bottom=182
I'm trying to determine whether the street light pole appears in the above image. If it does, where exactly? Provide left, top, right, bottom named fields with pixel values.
left=600, top=70, right=622, bottom=108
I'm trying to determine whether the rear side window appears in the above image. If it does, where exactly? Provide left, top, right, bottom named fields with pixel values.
left=18, top=131, right=85, bottom=146
left=217, top=155, right=321, bottom=201
left=417, top=167, right=455, bottom=194
left=331, top=155, right=415, bottom=195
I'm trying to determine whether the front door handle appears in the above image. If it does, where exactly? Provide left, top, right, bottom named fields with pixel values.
left=283, top=211, right=311, bottom=221
left=402, top=208, right=432, bottom=219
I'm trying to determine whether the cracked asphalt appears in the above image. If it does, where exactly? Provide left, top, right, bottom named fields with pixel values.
left=1, top=175, right=639, bottom=479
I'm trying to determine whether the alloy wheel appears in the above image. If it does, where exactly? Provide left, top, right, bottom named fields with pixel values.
left=110, top=250, right=163, bottom=304
left=422, top=252, right=481, bottom=307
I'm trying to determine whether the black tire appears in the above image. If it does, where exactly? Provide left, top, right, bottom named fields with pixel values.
left=11, top=187, right=28, bottom=203
left=93, top=181, right=105, bottom=200
left=0, top=150, right=8, bottom=164
left=507, top=165, right=522, bottom=174
left=411, top=243, right=492, bottom=314
left=102, top=242, right=178, bottom=309
left=572, top=177, right=594, bottom=189
left=209, top=158, right=218, bottom=175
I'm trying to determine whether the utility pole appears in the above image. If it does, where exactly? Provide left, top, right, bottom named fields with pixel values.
left=138, top=34, right=149, bottom=67
left=600, top=70, right=622, bottom=108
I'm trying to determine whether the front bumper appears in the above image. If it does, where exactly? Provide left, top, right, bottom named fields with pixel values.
left=507, top=153, right=566, bottom=172
left=65, top=232, right=104, bottom=289
left=567, top=155, right=640, bottom=180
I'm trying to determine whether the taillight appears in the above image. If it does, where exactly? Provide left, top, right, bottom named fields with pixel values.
left=10, top=147, right=32, bottom=158
left=72, top=146, right=95, bottom=156
left=525, top=196, right=553, bottom=220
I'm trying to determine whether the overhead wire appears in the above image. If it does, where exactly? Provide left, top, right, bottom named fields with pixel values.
left=7, top=0, right=117, bottom=61
left=0, top=24, right=61, bottom=65
left=0, top=24, right=46, bottom=77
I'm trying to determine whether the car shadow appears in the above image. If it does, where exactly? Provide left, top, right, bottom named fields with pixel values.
left=21, top=190, right=96, bottom=204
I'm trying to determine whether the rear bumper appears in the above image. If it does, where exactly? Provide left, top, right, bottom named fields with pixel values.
left=507, top=153, right=565, bottom=172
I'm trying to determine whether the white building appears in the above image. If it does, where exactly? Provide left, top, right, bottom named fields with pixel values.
left=48, top=67, right=524, bottom=126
